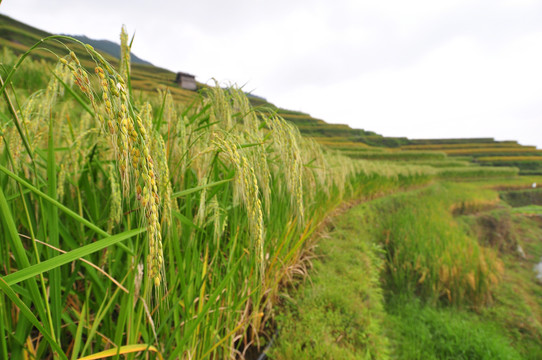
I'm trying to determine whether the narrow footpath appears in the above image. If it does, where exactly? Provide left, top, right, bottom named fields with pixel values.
left=268, top=200, right=390, bottom=359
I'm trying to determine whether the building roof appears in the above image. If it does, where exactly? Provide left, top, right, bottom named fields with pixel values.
left=176, top=71, right=196, bottom=79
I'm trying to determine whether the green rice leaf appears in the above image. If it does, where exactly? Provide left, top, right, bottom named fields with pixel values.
left=0, top=278, right=68, bottom=360
left=2, top=228, right=145, bottom=286
left=171, top=177, right=233, bottom=199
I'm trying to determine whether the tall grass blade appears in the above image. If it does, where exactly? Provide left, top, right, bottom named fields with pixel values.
left=2, top=228, right=145, bottom=286
left=0, top=178, right=48, bottom=326
left=77, top=344, right=163, bottom=360
left=0, top=278, right=67, bottom=360
left=47, top=112, right=62, bottom=345
left=0, top=164, right=131, bottom=253
left=171, top=177, right=234, bottom=199
left=70, top=301, right=87, bottom=360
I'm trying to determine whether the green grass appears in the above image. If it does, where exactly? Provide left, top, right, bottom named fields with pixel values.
left=382, top=185, right=542, bottom=359
left=511, top=205, right=542, bottom=215
left=409, top=138, right=514, bottom=145
left=500, top=188, right=542, bottom=207
left=361, top=183, right=502, bottom=306
left=401, top=159, right=472, bottom=168
left=271, top=201, right=394, bottom=360
left=386, top=297, right=523, bottom=360
left=272, top=181, right=542, bottom=359
left=401, top=141, right=525, bottom=150
left=465, top=209, right=542, bottom=359
left=437, top=166, right=519, bottom=179
left=344, top=150, right=447, bottom=161
left=445, top=148, right=542, bottom=157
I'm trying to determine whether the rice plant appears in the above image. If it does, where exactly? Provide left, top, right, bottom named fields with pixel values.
left=361, top=183, right=504, bottom=306
left=0, top=34, right=435, bottom=360
left=437, top=166, right=519, bottom=179
left=343, top=150, right=447, bottom=161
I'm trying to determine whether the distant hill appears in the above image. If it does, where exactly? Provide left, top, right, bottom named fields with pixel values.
left=65, top=34, right=153, bottom=66
left=0, top=13, right=199, bottom=102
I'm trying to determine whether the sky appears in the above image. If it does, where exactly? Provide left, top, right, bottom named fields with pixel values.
left=2, top=0, right=542, bottom=147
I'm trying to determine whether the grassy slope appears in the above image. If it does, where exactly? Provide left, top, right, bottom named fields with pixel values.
left=270, top=200, right=393, bottom=360
left=272, top=180, right=542, bottom=359
left=0, top=13, right=197, bottom=102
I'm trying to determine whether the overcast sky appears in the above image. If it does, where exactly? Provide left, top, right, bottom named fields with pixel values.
left=2, top=0, right=542, bottom=147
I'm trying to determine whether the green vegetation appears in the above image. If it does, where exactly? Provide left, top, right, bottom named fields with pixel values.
left=437, top=166, right=520, bottom=179
left=402, top=141, right=525, bottom=150
left=398, top=141, right=542, bottom=175
left=387, top=298, right=522, bottom=360
left=364, top=183, right=502, bottom=306
left=271, top=203, right=391, bottom=360
left=1, top=14, right=541, bottom=360
left=468, top=176, right=542, bottom=190
left=409, top=138, right=515, bottom=145
left=0, top=29, right=438, bottom=359
left=511, top=205, right=542, bottom=215
left=400, top=159, right=472, bottom=168
left=0, top=14, right=198, bottom=102
left=344, top=150, right=446, bottom=161
left=477, top=157, right=542, bottom=175
left=273, top=181, right=542, bottom=359
left=500, top=188, right=542, bottom=207
left=445, top=148, right=542, bottom=157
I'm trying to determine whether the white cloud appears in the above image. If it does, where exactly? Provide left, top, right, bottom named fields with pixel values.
left=1, top=0, right=542, bottom=146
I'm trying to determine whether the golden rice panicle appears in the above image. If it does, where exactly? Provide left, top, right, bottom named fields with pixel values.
left=4, top=108, right=26, bottom=173
left=213, top=135, right=265, bottom=276
left=268, top=115, right=305, bottom=223
left=65, top=48, right=166, bottom=290
left=60, top=52, right=98, bottom=113
left=7, top=59, right=75, bottom=176
left=195, top=177, right=209, bottom=226
left=152, top=132, right=173, bottom=223
left=161, top=90, right=178, bottom=150
left=140, top=154, right=165, bottom=290
left=119, top=25, right=131, bottom=83
left=205, top=81, right=233, bottom=129
left=135, top=105, right=165, bottom=289
left=300, top=137, right=327, bottom=194
left=230, top=86, right=258, bottom=133
left=210, top=195, right=227, bottom=246
left=57, top=163, right=66, bottom=202
left=108, top=164, right=122, bottom=232
left=163, top=91, right=177, bottom=124
left=94, top=63, right=136, bottom=193
left=230, top=87, right=272, bottom=213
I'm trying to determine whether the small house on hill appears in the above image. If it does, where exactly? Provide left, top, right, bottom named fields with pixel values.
left=175, top=72, right=197, bottom=91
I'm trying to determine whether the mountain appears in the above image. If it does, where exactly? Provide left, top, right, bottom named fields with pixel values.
left=65, top=34, right=153, bottom=66
left=0, top=13, right=198, bottom=102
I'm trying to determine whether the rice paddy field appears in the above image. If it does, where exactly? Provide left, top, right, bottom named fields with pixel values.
left=1, top=17, right=542, bottom=360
